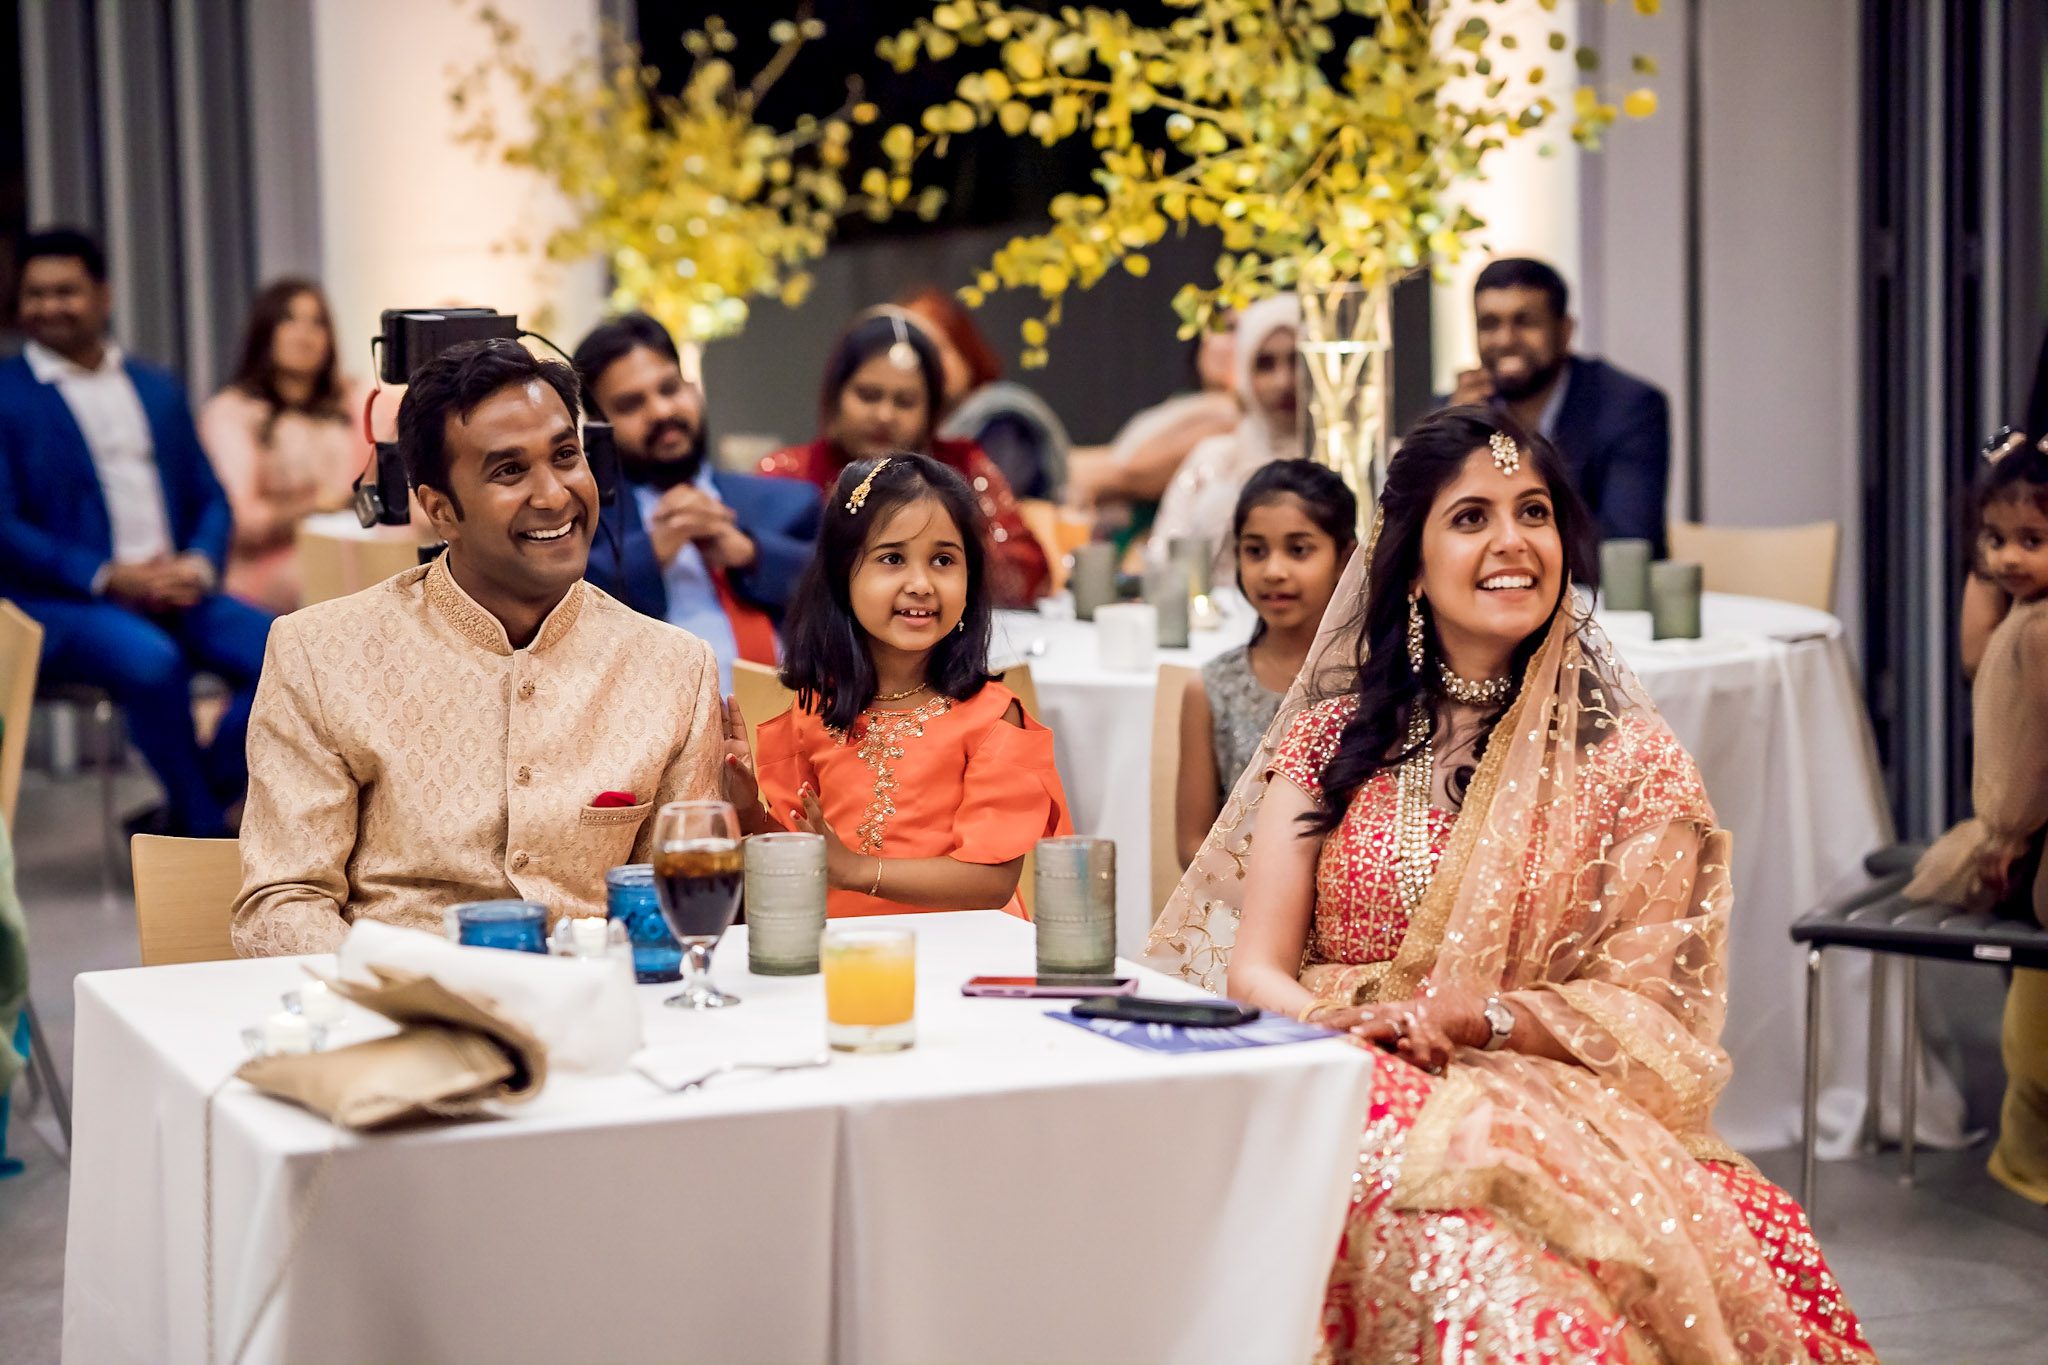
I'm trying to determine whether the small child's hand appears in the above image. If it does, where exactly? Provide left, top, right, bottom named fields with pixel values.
left=793, top=786, right=860, bottom=887
left=720, top=696, right=761, bottom=816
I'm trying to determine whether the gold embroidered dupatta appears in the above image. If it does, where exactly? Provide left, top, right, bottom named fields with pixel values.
left=1146, top=544, right=1809, bottom=1364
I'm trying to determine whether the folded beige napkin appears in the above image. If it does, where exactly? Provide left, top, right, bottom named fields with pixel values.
left=236, top=967, right=545, bottom=1130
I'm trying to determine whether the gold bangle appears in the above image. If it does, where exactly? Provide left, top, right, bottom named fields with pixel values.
left=870, top=857, right=885, bottom=897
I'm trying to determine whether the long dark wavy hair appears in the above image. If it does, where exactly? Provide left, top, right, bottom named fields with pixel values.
left=1303, top=406, right=1599, bottom=834
left=779, top=452, right=996, bottom=730
left=226, top=278, right=348, bottom=442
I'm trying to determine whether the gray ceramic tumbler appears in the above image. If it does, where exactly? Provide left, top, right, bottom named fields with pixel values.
left=1034, top=837, right=1117, bottom=975
left=1650, top=560, right=1704, bottom=640
left=1070, top=543, right=1118, bottom=622
left=1599, top=538, right=1652, bottom=612
left=1143, top=563, right=1191, bottom=648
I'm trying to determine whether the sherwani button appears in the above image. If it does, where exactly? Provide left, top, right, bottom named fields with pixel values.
left=511, top=851, right=529, bottom=870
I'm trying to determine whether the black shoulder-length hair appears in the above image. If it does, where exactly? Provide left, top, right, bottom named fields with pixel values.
left=1303, top=405, right=1599, bottom=834
left=779, top=451, right=996, bottom=730
left=1232, top=459, right=1359, bottom=648
left=814, top=312, right=946, bottom=449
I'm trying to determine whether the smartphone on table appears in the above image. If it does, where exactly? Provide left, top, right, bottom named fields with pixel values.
left=1070, top=995, right=1261, bottom=1028
left=961, top=975, right=1139, bottom=999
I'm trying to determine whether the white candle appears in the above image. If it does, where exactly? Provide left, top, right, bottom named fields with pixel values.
left=262, top=1010, right=314, bottom=1055
left=572, top=916, right=610, bottom=958
left=294, top=979, right=344, bottom=1027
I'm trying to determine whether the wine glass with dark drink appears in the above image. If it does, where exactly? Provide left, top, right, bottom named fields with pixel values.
left=651, top=800, right=744, bottom=1009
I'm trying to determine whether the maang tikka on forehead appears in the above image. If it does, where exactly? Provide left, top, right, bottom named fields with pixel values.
left=885, top=313, right=920, bottom=373
left=1489, top=430, right=1522, bottom=477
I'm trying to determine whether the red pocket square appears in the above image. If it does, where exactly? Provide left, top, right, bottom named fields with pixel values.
left=591, top=790, right=638, bottom=808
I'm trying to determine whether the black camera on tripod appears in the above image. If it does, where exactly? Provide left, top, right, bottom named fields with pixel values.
left=352, top=308, right=616, bottom=528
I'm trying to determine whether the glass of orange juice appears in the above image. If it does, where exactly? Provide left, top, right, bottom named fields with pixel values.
left=821, top=926, right=916, bottom=1053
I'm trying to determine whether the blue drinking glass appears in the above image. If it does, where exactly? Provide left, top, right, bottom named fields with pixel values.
left=451, top=900, right=549, bottom=954
left=606, top=864, right=682, bottom=983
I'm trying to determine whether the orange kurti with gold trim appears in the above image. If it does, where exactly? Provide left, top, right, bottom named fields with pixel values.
left=755, top=682, right=1071, bottom=918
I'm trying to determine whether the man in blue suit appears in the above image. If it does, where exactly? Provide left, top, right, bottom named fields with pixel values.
left=0, top=228, right=270, bottom=836
left=1449, top=257, right=1672, bottom=556
left=573, top=313, right=818, bottom=691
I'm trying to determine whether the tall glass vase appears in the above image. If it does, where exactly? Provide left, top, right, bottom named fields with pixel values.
left=1297, top=281, right=1392, bottom=527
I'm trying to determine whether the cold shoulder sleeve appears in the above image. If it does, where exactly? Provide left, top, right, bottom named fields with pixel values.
left=1265, top=696, right=1358, bottom=803
left=754, top=706, right=814, bottom=828
left=950, top=705, right=1073, bottom=865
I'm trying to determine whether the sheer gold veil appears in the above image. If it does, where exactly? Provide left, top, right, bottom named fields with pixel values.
left=1145, top=492, right=1813, bottom=1362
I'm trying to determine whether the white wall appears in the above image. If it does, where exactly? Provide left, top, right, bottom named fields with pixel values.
left=307, top=0, right=606, bottom=380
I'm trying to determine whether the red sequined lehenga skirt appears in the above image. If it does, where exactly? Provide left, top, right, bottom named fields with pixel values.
left=1317, top=1050, right=1876, bottom=1365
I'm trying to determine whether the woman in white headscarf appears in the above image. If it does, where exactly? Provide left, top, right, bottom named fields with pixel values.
left=1145, top=293, right=1301, bottom=576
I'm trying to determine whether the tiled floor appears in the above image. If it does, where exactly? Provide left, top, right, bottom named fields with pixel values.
left=3, top=767, right=2045, bottom=1364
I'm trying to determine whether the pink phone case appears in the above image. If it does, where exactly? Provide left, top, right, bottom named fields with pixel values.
left=961, top=976, right=1140, bottom=999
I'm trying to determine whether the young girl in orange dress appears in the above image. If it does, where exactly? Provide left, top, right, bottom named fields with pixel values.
left=730, top=452, right=1070, bottom=918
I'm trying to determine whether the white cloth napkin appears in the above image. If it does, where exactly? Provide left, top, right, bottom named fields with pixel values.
left=333, top=920, right=643, bottom=1074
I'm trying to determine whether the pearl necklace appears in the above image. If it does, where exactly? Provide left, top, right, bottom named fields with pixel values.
left=1436, top=662, right=1513, bottom=706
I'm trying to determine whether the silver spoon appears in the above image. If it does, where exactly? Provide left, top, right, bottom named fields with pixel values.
left=635, top=1054, right=832, bottom=1094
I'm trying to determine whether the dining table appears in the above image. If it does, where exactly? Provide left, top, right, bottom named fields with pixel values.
left=995, top=591, right=1939, bottom=1155
left=62, top=912, right=1374, bottom=1365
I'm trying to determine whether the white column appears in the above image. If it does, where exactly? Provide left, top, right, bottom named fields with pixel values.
left=308, top=0, right=607, bottom=375
left=1429, top=0, right=1584, bottom=393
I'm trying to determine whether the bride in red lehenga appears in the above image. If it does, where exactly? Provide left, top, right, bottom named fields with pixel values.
left=1149, top=407, right=1875, bottom=1364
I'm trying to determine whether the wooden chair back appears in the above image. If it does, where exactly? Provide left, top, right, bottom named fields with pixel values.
left=132, top=835, right=242, bottom=965
left=1665, top=520, right=1840, bottom=613
left=995, top=664, right=1044, bottom=919
left=296, top=525, right=425, bottom=607
left=1150, top=664, right=1197, bottom=919
left=0, top=601, right=43, bottom=830
left=731, top=660, right=796, bottom=774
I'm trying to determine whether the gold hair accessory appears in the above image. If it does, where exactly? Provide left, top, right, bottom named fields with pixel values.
left=845, top=457, right=891, bottom=514
left=1489, top=431, right=1521, bottom=477
left=885, top=313, right=920, bottom=372
left=1982, top=427, right=2027, bottom=463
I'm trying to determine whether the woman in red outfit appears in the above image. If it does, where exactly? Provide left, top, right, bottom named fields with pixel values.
left=758, top=308, right=1050, bottom=607
left=1150, top=407, right=1873, bottom=1364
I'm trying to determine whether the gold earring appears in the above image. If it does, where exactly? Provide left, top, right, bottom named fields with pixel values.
left=1406, top=593, right=1426, bottom=673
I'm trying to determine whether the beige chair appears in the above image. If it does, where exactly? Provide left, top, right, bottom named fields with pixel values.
left=1665, top=520, right=1840, bottom=613
left=131, top=834, right=241, bottom=966
left=0, top=600, right=43, bottom=830
left=296, top=524, right=425, bottom=607
left=1150, top=664, right=1198, bottom=919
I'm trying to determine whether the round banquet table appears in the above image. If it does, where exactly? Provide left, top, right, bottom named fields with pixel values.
left=995, top=591, right=1960, bottom=1155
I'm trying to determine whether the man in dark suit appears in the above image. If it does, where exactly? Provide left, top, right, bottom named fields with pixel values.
left=573, top=313, right=819, bottom=691
left=1449, top=257, right=1671, bottom=555
left=0, top=227, right=270, bottom=836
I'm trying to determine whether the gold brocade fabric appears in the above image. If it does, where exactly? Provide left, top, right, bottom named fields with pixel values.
left=1907, top=596, right=2048, bottom=924
left=231, top=557, right=724, bottom=956
left=1146, top=540, right=1874, bottom=1364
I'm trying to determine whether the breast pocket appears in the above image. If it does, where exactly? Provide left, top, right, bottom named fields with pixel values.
left=578, top=800, right=654, bottom=874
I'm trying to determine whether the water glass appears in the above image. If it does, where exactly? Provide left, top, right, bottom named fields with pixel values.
left=1034, top=837, right=1117, bottom=975
left=821, top=926, right=916, bottom=1053
left=1069, top=542, right=1118, bottom=621
left=1599, top=538, right=1653, bottom=612
left=450, top=900, right=548, bottom=954
left=744, top=833, right=828, bottom=976
left=652, top=800, right=745, bottom=1009
left=606, top=864, right=681, bottom=983
left=1650, top=560, right=1705, bottom=640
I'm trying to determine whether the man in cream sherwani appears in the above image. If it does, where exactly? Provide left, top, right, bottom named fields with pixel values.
left=231, top=339, right=731, bottom=957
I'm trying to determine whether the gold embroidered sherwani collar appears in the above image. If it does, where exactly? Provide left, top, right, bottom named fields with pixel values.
left=423, top=552, right=589, bottom=657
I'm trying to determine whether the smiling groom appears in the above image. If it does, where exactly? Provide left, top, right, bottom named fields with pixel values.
left=232, top=339, right=729, bottom=956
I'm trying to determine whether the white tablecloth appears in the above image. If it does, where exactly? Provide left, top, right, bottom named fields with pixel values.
left=64, top=913, right=1373, bottom=1365
left=999, top=593, right=1937, bottom=1154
